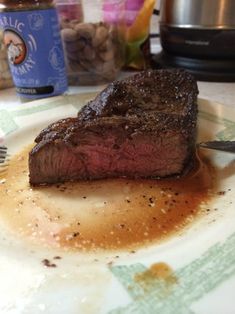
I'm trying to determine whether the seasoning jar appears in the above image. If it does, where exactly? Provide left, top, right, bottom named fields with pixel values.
left=0, top=29, right=13, bottom=89
left=57, top=0, right=125, bottom=85
left=0, top=0, right=68, bottom=99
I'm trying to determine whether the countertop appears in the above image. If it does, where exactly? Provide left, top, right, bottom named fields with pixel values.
left=0, top=79, right=234, bottom=110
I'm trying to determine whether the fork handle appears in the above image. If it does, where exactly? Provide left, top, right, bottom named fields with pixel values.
left=199, top=141, right=235, bottom=153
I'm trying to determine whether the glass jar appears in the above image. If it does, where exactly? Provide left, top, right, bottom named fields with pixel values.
left=0, top=0, right=68, bottom=99
left=57, top=0, right=125, bottom=85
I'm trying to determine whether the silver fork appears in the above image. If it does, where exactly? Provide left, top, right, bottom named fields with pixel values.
left=0, top=146, right=9, bottom=179
left=0, top=146, right=8, bottom=163
left=0, top=146, right=9, bottom=170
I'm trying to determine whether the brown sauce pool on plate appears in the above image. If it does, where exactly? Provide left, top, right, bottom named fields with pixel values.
left=0, top=145, right=215, bottom=251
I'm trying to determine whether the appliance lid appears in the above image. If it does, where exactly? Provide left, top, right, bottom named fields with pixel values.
left=160, top=0, right=235, bottom=29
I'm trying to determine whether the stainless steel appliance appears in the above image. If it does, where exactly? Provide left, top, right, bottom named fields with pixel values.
left=152, top=0, right=235, bottom=81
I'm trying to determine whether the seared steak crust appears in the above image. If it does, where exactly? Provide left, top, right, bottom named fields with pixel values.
left=29, top=69, right=198, bottom=185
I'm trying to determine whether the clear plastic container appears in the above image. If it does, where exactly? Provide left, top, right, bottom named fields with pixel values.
left=56, top=0, right=83, bottom=22
left=56, top=0, right=125, bottom=85
left=0, top=30, right=13, bottom=89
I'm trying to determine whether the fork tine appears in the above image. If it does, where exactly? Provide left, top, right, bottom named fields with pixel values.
left=0, top=149, right=7, bottom=155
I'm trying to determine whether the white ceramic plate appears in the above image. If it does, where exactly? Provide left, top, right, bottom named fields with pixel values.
left=0, top=94, right=235, bottom=314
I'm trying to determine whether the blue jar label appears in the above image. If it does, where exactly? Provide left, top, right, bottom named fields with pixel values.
left=0, top=8, right=68, bottom=98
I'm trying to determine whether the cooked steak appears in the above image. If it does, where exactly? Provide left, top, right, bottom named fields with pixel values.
left=29, top=69, right=198, bottom=185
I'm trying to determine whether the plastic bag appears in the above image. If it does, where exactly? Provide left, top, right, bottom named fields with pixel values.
left=103, top=0, right=155, bottom=70
left=123, top=0, right=155, bottom=69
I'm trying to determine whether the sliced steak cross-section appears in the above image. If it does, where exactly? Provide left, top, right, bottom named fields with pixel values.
left=29, top=69, right=198, bottom=185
